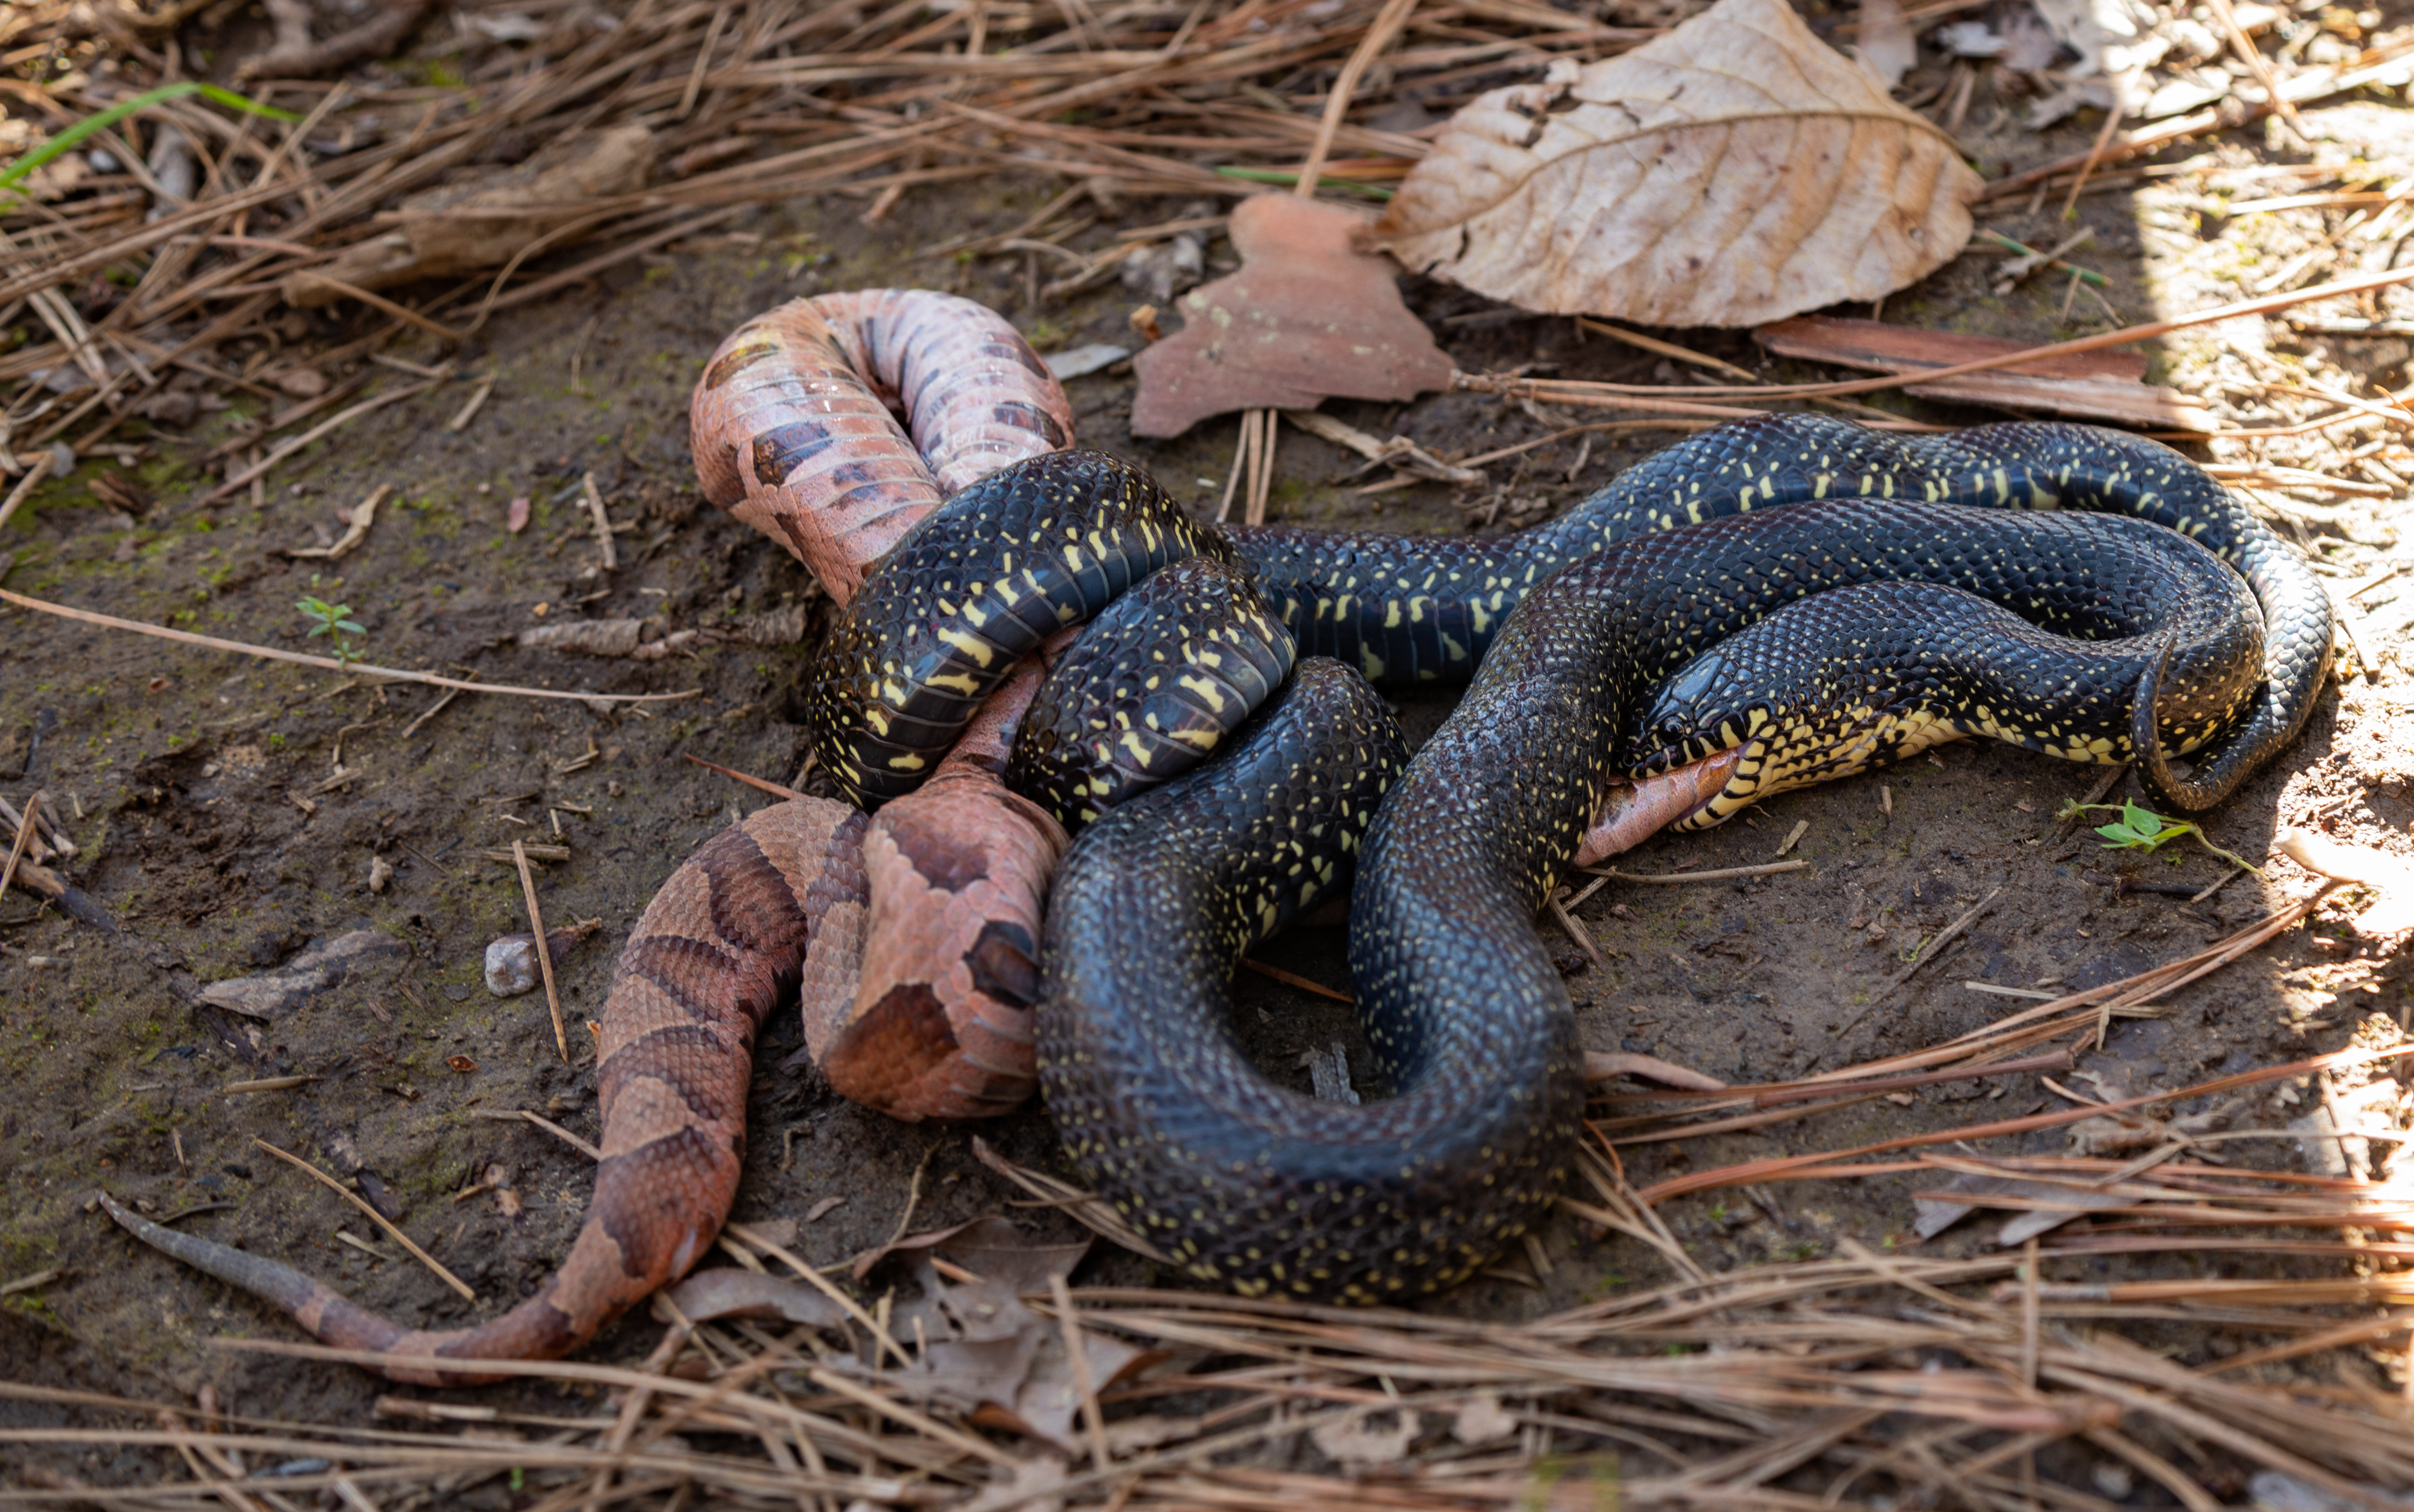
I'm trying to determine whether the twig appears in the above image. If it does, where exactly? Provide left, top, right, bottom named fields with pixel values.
left=445, top=372, right=496, bottom=433
left=1481, top=261, right=2414, bottom=407
left=2060, top=81, right=2128, bottom=219
left=298, top=275, right=462, bottom=343
left=248, top=1139, right=475, bottom=1302
left=683, top=752, right=807, bottom=802
left=514, top=840, right=570, bottom=1065
left=1575, top=319, right=1761, bottom=381
left=283, top=483, right=389, bottom=560
left=1886, top=886, right=2002, bottom=991
left=1548, top=890, right=1604, bottom=971
left=1, top=587, right=699, bottom=706
left=1048, top=1273, right=1113, bottom=1475
left=1586, top=860, right=1807, bottom=884
left=581, top=471, right=618, bottom=572
left=1294, top=0, right=1421, bottom=200
left=1238, top=956, right=1352, bottom=1002
left=199, top=382, right=436, bottom=504
left=0, top=789, right=38, bottom=905
left=720, top=1222, right=913, bottom=1369
left=0, top=452, right=53, bottom=535
left=519, top=1109, right=602, bottom=1162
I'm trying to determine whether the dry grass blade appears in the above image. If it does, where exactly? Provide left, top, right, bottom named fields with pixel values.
left=242, top=1140, right=475, bottom=1302
left=0, top=587, right=699, bottom=706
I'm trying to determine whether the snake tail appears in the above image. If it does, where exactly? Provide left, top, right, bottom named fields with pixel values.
left=108, top=800, right=869, bottom=1385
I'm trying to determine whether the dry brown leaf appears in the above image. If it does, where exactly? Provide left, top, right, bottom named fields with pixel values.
left=1129, top=195, right=1453, bottom=438
left=1366, top=0, right=1981, bottom=328
left=283, top=125, right=653, bottom=307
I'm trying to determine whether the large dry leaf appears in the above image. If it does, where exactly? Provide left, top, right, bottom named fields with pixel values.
left=1366, top=0, right=1982, bottom=328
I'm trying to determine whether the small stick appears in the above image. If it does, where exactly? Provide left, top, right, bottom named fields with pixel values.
left=444, top=372, right=496, bottom=433
left=297, top=275, right=463, bottom=344
left=521, top=1109, right=601, bottom=1162
left=1048, top=1273, right=1112, bottom=1475
left=1575, top=318, right=1760, bottom=381
left=1247, top=406, right=1278, bottom=527
left=2203, top=0, right=2297, bottom=129
left=0, top=794, right=70, bottom=859
left=581, top=471, right=617, bottom=571
left=222, top=1076, right=315, bottom=1094
left=1, top=587, right=698, bottom=706
left=284, top=483, right=389, bottom=561
left=250, top=1139, right=475, bottom=1302
left=200, top=382, right=437, bottom=504
left=1217, top=409, right=1258, bottom=523
left=398, top=686, right=463, bottom=740
left=1585, top=860, right=1807, bottom=884
left=679, top=4, right=734, bottom=120
left=683, top=752, right=806, bottom=801
left=722, top=1221, right=913, bottom=1368
left=2061, top=84, right=2129, bottom=219
left=1239, top=957, right=1351, bottom=1002
left=1292, top=0, right=1420, bottom=200
left=2064, top=763, right=2129, bottom=820
left=0, top=452, right=53, bottom=534
left=514, top=839, right=570, bottom=1064
left=1548, top=891, right=1604, bottom=971
left=0, top=790, right=41, bottom=903
left=1886, top=885, right=2002, bottom=991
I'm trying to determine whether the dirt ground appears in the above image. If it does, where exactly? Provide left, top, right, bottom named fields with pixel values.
left=6, top=67, right=2414, bottom=1495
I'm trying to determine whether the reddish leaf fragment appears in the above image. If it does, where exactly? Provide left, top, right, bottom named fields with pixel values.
left=1130, top=195, right=1452, bottom=438
left=505, top=496, right=531, bottom=533
left=445, top=1054, right=478, bottom=1074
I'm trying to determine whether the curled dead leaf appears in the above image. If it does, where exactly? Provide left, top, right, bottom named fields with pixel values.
left=1366, top=0, right=1980, bottom=327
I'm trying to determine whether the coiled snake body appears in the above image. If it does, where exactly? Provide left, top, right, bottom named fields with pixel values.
left=108, top=291, right=2331, bottom=1375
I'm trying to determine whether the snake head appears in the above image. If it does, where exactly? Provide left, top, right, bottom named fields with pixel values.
left=1618, top=596, right=1956, bottom=831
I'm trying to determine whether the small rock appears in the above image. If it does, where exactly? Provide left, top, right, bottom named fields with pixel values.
left=1042, top=343, right=1130, bottom=380
left=199, top=930, right=405, bottom=1020
left=484, top=925, right=595, bottom=997
left=368, top=855, right=394, bottom=894
left=273, top=367, right=327, bottom=399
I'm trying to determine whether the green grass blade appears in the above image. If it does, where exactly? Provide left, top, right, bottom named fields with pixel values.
left=0, top=81, right=300, bottom=197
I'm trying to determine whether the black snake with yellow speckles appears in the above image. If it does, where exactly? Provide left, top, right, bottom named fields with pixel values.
left=810, top=415, right=2328, bottom=1299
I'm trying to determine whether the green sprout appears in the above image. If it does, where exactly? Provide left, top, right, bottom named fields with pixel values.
left=2061, top=798, right=2261, bottom=875
left=0, top=82, right=299, bottom=199
left=295, top=596, right=365, bottom=668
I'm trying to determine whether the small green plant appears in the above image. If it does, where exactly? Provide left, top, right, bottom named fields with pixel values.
left=2062, top=798, right=2261, bottom=874
left=295, top=596, right=366, bottom=668
left=0, top=82, right=298, bottom=198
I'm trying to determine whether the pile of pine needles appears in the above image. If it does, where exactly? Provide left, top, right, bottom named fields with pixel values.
left=9, top=889, right=2412, bottom=1508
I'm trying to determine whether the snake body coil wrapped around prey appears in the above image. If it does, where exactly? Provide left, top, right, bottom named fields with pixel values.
left=106, top=289, right=2331, bottom=1375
